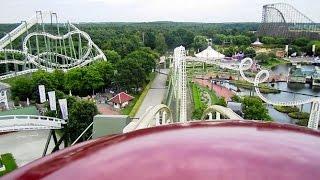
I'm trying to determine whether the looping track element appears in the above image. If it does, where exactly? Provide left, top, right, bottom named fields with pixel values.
left=0, top=12, right=106, bottom=80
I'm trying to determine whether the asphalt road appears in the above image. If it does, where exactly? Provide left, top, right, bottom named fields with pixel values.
left=134, top=69, right=169, bottom=119
left=0, top=130, right=56, bottom=167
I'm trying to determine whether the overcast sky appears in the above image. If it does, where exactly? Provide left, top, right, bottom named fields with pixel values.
left=0, top=0, right=319, bottom=23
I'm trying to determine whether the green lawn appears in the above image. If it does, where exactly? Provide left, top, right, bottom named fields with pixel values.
left=0, top=153, right=18, bottom=177
left=202, top=86, right=226, bottom=107
left=191, top=83, right=205, bottom=119
left=0, top=106, right=39, bottom=116
left=260, top=58, right=289, bottom=69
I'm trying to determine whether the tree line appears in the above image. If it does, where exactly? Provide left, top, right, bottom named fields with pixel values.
left=8, top=47, right=158, bottom=102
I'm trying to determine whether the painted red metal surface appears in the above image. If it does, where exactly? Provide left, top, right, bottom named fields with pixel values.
left=4, top=121, right=320, bottom=180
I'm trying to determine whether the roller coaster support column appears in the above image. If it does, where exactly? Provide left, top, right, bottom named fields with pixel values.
left=155, top=113, right=160, bottom=126
left=308, top=100, right=320, bottom=129
left=216, top=112, right=221, bottom=120
left=43, top=129, right=69, bottom=157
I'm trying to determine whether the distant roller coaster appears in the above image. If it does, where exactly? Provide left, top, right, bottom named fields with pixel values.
left=257, top=3, right=320, bottom=39
left=0, top=11, right=106, bottom=80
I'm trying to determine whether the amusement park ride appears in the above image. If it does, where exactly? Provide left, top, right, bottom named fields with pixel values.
left=1, top=3, right=320, bottom=179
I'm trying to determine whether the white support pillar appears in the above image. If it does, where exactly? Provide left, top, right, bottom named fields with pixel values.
left=308, top=100, right=320, bottom=130
left=155, top=112, right=160, bottom=126
left=162, top=111, right=167, bottom=125
left=208, top=113, right=213, bottom=120
left=216, top=112, right=221, bottom=120
left=0, top=90, right=9, bottom=110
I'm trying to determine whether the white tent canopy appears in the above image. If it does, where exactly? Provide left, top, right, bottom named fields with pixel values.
left=195, top=46, right=225, bottom=59
left=251, top=38, right=263, bottom=46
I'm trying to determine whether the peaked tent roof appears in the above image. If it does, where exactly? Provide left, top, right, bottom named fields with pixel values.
left=109, top=92, right=134, bottom=104
left=195, top=46, right=225, bottom=59
left=251, top=38, right=263, bottom=46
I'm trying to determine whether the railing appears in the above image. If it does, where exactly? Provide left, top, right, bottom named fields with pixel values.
left=0, top=115, right=66, bottom=132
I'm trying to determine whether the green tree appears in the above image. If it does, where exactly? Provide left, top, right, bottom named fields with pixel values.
left=125, top=48, right=157, bottom=75
left=83, top=66, right=104, bottom=95
left=67, top=100, right=98, bottom=143
left=104, top=50, right=121, bottom=64
left=51, top=70, right=66, bottom=92
left=261, top=36, right=277, bottom=44
left=65, top=68, right=86, bottom=95
left=193, top=35, right=208, bottom=51
left=10, top=76, right=34, bottom=101
left=243, top=96, right=272, bottom=121
left=116, top=59, right=147, bottom=92
left=244, top=47, right=256, bottom=58
left=31, top=70, right=54, bottom=91
left=232, top=35, right=251, bottom=46
left=155, top=33, right=168, bottom=54
left=293, top=37, right=310, bottom=47
left=91, top=61, right=115, bottom=88
left=144, top=31, right=156, bottom=49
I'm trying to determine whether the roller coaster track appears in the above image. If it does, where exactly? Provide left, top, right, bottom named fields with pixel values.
left=189, top=55, right=320, bottom=129
left=236, top=58, right=320, bottom=129
left=201, top=105, right=243, bottom=120
left=0, top=12, right=106, bottom=80
left=258, top=3, right=320, bottom=39
left=0, top=115, right=66, bottom=132
left=123, top=104, right=173, bottom=133
left=0, top=15, right=37, bottom=49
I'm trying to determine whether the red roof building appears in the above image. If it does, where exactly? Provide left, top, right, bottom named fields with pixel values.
left=109, top=92, right=134, bottom=109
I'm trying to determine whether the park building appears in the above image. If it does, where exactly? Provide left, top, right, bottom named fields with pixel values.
left=109, top=92, right=134, bottom=109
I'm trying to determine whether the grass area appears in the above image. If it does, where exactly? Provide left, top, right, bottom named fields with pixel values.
left=192, top=83, right=204, bottom=110
left=202, top=86, right=227, bottom=107
left=0, top=106, right=39, bottom=116
left=121, top=72, right=156, bottom=117
left=274, top=106, right=299, bottom=113
left=120, top=94, right=140, bottom=116
left=231, top=80, right=280, bottom=94
left=0, top=153, right=18, bottom=177
left=191, top=83, right=205, bottom=119
left=260, top=58, right=289, bottom=69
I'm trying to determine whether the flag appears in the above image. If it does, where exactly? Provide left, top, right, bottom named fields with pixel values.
left=59, top=99, right=68, bottom=120
left=285, top=45, right=289, bottom=53
left=38, top=85, right=46, bottom=103
left=48, top=91, right=57, bottom=111
left=312, top=45, right=316, bottom=53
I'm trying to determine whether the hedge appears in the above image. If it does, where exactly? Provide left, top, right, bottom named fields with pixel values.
left=0, top=153, right=18, bottom=177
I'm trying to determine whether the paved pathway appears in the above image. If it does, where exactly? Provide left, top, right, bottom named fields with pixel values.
left=195, top=79, right=234, bottom=101
left=134, top=69, right=169, bottom=119
left=0, top=130, right=55, bottom=167
left=97, top=103, right=120, bottom=115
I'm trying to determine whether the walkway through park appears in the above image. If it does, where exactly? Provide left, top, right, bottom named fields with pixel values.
left=134, top=69, right=169, bottom=119
left=0, top=130, right=56, bottom=167
left=195, top=79, right=234, bottom=101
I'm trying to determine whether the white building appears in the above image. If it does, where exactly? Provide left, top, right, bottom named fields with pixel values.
left=109, top=92, right=134, bottom=109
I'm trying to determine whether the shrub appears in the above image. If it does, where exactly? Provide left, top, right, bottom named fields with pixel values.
left=0, top=153, right=18, bottom=176
left=274, top=106, right=299, bottom=113
left=288, top=112, right=310, bottom=120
